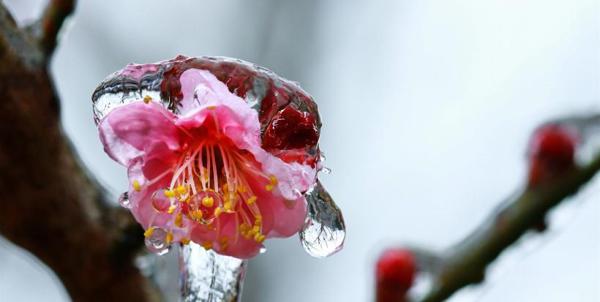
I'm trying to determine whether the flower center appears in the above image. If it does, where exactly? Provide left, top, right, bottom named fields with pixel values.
left=146, top=141, right=277, bottom=250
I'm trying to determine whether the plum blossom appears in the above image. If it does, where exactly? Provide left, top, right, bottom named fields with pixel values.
left=98, top=68, right=317, bottom=258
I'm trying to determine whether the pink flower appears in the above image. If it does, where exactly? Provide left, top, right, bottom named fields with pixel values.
left=99, top=69, right=317, bottom=258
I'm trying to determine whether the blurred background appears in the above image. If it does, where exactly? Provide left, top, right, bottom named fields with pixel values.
left=0, top=0, right=599, bottom=301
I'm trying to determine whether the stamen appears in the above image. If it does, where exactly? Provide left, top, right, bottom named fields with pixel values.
left=201, top=196, right=214, bottom=207
left=246, top=196, right=257, bottom=205
left=133, top=180, right=142, bottom=192
left=201, top=241, right=213, bottom=250
left=174, top=213, right=183, bottom=227
left=164, top=190, right=176, bottom=198
left=155, top=141, right=271, bottom=248
left=165, top=232, right=174, bottom=244
left=144, top=227, right=155, bottom=238
left=265, top=175, right=278, bottom=191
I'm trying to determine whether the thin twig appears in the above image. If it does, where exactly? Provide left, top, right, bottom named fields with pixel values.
left=0, top=4, right=43, bottom=67
left=419, top=152, right=600, bottom=302
left=33, top=0, right=76, bottom=59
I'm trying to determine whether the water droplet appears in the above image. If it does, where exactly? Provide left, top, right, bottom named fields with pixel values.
left=321, top=166, right=332, bottom=174
left=259, top=246, right=267, bottom=254
left=319, top=152, right=326, bottom=162
left=145, top=227, right=171, bottom=255
left=151, top=190, right=172, bottom=212
left=299, top=180, right=345, bottom=258
left=118, top=192, right=131, bottom=208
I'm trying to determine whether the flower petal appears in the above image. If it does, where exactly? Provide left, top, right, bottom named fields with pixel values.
left=246, top=175, right=308, bottom=238
left=99, top=101, right=182, bottom=166
left=176, top=69, right=317, bottom=199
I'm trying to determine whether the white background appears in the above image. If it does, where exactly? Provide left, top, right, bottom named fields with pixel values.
left=0, top=0, right=599, bottom=301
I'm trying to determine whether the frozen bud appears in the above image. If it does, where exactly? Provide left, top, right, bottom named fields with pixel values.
left=376, top=248, right=416, bottom=302
left=527, top=124, right=577, bottom=187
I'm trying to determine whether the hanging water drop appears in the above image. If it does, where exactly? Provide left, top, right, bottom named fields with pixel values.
left=145, top=227, right=172, bottom=255
left=118, top=192, right=131, bottom=208
left=321, top=166, right=332, bottom=174
left=259, top=246, right=267, bottom=254
left=299, top=180, right=346, bottom=258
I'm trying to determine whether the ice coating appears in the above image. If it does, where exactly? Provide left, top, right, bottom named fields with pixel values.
left=180, top=243, right=247, bottom=302
left=94, top=56, right=345, bottom=259
left=92, top=55, right=321, bottom=165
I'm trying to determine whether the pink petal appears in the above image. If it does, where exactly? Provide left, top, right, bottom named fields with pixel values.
left=246, top=175, right=308, bottom=238
left=99, top=101, right=182, bottom=166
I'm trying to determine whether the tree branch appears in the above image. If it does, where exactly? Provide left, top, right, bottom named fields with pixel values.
left=418, top=141, right=600, bottom=301
left=0, top=2, right=159, bottom=301
left=30, top=0, right=76, bottom=59
left=0, top=4, right=43, bottom=68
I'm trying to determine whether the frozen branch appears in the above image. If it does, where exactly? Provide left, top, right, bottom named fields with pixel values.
left=0, top=2, right=159, bottom=301
left=417, top=131, right=600, bottom=302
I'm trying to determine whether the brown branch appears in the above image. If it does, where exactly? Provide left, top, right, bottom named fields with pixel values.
left=0, top=4, right=43, bottom=68
left=417, top=148, right=600, bottom=301
left=0, top=3, right=159, bottom=301
left=28, top=0, right=76, bottom=59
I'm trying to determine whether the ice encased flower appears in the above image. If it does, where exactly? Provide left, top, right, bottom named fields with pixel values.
left=95, top=57, right=322, bottom=259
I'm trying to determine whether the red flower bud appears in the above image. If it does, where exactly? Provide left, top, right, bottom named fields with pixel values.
left=376, top=248, right=416, bottom=302
left=527, top=124, right=577, bottom=187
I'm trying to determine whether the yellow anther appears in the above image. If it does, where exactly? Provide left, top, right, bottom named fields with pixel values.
left=165, top=232, right=173, bottom=244
left=237, top=185, right=247, bottom=193
left=201, top=241, right=213, bottom=250
left=191, top=210, right=203, bottom=221
left=254, top=215, right=262, bottom=225
left=246, top=196, right=257, bottom=205
left=239, top=223, right=250, bottom=233
left=219, top=237, right=229, bottom=250
left=167, top=204, right=177, bottom=214
left=214, top=207, right=223, bottom=217
left=222, top=192, right=233, bottom=204
left=251, top=226, right=260, bottom=235
left=257, top=234, right=266, bottom=243
left=253, top=232, right=264, bottom=243
left=207, top=105, right=217, bottom=110
left=201, top=196, right=214, bottom=207
left=132, top=180, right=141, bottom=192
left=174, top=213, right=183, bottom=227
left=176, top=185, right=187, bottom=195
left=143, top=227, right=155, bottom=238
left=164, top=190, right=176, bottom=198
left=224, top=201, right=233, bottom=211
left=181, top=238, right=191, bottom=245
left=200, top=167, right=209, bottom=180
left=143, top=95, right=152, bottom=104
left=265, top=175, right=278, bottom=191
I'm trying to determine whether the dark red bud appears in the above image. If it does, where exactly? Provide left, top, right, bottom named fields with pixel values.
left=376, top=248, right=416, bottom=302
left=527, top=124, right=577, bottom=187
